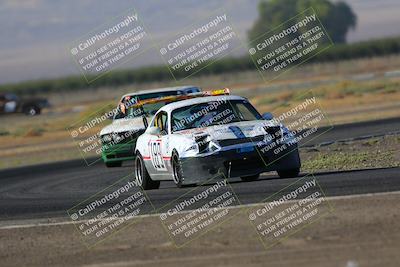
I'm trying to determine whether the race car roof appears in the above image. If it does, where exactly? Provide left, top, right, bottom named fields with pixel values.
left=160, top=95, right=247, bottom=113
left=120, top=86, right=199, bottom=100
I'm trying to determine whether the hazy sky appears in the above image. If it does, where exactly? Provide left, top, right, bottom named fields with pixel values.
left=0, top=0, right=399, bottom=84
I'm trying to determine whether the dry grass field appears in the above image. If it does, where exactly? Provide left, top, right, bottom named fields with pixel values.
left=0, top=55, right=399, bottom=169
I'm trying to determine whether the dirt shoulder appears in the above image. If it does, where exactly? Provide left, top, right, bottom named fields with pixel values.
left=301, top=134, right=400, bottom=172
left=1, top=192, right=399, bottom=267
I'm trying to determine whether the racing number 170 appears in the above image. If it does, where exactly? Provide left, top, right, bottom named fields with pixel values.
left=150, top=141, right=166, bottom=171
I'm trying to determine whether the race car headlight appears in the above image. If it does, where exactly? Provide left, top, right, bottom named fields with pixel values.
left=208, top=140, right=220, bottom=152
left=185, top=143, right=199, bottom=152
left=101, top=134, right=112, bottom=143
left=281, top=126, right=294, bottom=141
left=264, top=125, right=282, bottom=140
left=192, top=134, right=220, bottom=154
left=195, top=134, right=211, bottom=153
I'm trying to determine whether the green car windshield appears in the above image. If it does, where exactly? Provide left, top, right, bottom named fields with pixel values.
left=114, top=91, right=181, bottom=120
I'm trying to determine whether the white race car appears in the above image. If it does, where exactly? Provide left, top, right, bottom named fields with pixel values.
left=134, top=94, right=301, bottom=189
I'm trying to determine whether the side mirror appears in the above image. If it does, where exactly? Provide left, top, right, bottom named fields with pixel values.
left=147, top=126, right=161, bottom=135
left=262, top=112, right=274, bottom=120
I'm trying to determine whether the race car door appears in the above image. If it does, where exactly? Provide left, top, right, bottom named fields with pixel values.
left=146, top=111, right=171, bottom=179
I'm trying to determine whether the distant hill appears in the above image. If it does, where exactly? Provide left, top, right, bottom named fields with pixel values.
left=0, top=0, right=399, bottom=84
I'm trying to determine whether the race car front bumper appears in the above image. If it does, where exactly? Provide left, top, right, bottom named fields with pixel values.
left=179, top=142, right=301, bottom=184
left=101, top=143, right=136, bottom=163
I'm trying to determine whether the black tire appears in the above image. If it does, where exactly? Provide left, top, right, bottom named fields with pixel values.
left=241, top=174, right=260, bottom=182
left=105, top=161, right=122, bottom=168
left=277, top=168, right=300, bottom=178
left=172, top=152, right=185, bottom=188
left=135, top=153, right=160, bottom=190
left=23, top=105, right=41, bottom=116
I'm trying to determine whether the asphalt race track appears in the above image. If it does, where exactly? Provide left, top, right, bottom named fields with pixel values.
left=0, top=117, right=399, bottom=221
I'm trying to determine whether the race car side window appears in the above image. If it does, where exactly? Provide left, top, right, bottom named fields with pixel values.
left=154, top=111, right=168, bottom=135
left=5, top=93, right=19, bottom=101
left=235, top=101, right=261, bottom=121
left=114, top=103, right=127, bottom=119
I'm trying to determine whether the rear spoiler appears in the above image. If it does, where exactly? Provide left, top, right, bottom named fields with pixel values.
left=126, top=88, right=230, bottom=108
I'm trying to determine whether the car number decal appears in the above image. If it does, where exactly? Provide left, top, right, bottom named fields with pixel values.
left=149, top=140, right=167, bottom=171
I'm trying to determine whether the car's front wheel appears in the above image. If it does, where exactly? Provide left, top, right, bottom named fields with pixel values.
left=172, top=153, right=185, bottom=188
left=277, top=168, right=300, bottom=178
left=135, top=153, right=160, bottom=190
left=23, top=105, right=41, bottom=116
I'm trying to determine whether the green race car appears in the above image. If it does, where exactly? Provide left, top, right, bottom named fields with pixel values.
left=100, top=86, right=201, bottom=167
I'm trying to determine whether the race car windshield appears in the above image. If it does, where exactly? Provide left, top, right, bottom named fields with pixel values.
left=114, top=91, right=181, bottom=120
left=171, top=100, right=262, bottom=132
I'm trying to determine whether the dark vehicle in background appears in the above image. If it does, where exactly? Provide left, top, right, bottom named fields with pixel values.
left=0, top=93, right=50, bottom=116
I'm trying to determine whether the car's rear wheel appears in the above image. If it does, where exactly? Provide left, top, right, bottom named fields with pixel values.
left=105, top=161, right=122, bottom=168
left=277, top=168, right=300, bottom=178
left=135, top=153, right=160, bottom=190
left=241, top=174, right=260, bottom=182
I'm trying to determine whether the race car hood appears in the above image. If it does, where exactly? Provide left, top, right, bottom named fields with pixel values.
left=175, top=120, right=279, bottom=141
left=99, top=117, right=146, bottom=136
